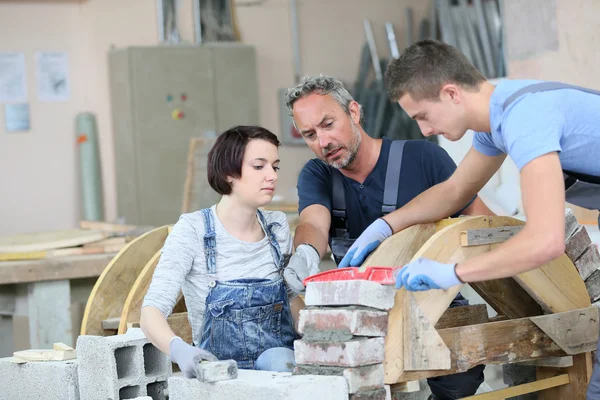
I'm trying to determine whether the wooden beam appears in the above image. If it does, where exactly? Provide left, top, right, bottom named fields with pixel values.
left=520, top=356, right=573, bottom=368
left=537, top=353, right=592, bottom=400
left=435, top=304, right=489, bottom=330
left=403, top=295, right=450, bottom=371
left=460, top=226, right=523, bottom=247
left=530, top=306, right=599, bottom=355
left=469, top=278, right=542, bottom=319
left=461, top=374, right=569, bottom=400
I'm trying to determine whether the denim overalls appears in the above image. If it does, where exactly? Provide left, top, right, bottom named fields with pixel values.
left=197, top=208, right=296, bottom=370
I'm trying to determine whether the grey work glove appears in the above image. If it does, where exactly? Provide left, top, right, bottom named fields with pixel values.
left=169, top=336, right=217, bottom=378
left=283, top=244, right=321, bottom=293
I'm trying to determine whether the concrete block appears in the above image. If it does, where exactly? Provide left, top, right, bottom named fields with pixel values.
left=76, top=328, right=171, bottom=400
left=197, top=359, right=237, bottom=382
left=566, top=226, right=592, bottom=261
left=298, top=307, right=388, bottom=341
left=350, top=387, right=389, bottom=400
left=305, top=281, right=395, bottom=310
left=168, top=369, right=349, bottom=400
left=577, top=245, right=600, bottom=281
left=503, top=363, right=536, bottom=400
left=0, top=357, right=79, bottom=400
left=294, top=338, right=385, bottom=367
left=294, top=363, right=384, bottom=394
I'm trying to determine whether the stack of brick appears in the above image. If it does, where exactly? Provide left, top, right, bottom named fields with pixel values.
left=76, top=328, right=172, bottom=400
left=294, top=280, right=396, bottom=400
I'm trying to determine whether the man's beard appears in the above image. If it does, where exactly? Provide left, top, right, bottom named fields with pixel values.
left=323, top=122, right=362, bottom=169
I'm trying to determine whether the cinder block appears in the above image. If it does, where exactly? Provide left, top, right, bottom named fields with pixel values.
left=566, top=226, right=592, bottom=261
left=294, top=363, right=384, bottom=394
left=168, top=369, right=349, bottom=400
left=77, top=328, right=172, bottom=400
left=298, top=307, right=388, bottom=341
left=197, top=359, right=238, bottom=382
left=350, top=387, right=389, bottom=400
left=0, top=357, right=79, bottom=400
left=305, top=281, right=395, bottom=310
left=577, top=245, right=600, bottom=281
left=294, top=338, right=385, bottom=367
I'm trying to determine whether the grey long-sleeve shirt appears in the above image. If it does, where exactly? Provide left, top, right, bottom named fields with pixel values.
left=142, top=205, right=293, bottom=346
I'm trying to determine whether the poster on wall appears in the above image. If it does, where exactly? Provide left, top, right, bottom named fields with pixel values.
left=0, top=52, right=27, bottom=103
left=35, top=52, right=71, bottom=102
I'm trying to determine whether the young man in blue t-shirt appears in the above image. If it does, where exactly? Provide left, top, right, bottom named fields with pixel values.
left=282, top=75, right=493, bottom=400
left=375, top=40, right=600, bottom=397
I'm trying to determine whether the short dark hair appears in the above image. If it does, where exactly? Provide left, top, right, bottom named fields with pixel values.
left=385, top=39, right=486, bottom=102
left=207, top=125, right=280, bottom=195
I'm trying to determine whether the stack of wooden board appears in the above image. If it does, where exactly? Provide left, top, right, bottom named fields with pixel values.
left=0, top=221, right=153, bottom=261
left=10, top=342, right=76, bottom=364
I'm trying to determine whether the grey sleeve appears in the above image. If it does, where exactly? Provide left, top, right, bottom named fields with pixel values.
left=142, top=215, right=199, bottom=317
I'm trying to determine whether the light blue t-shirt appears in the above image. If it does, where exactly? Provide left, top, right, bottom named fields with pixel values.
left=473, top=79, right=600, bottom=177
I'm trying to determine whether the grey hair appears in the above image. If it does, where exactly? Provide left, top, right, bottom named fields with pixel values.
left=284, top=75, right=364, bottom=125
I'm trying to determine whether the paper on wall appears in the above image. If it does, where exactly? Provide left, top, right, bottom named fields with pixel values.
left=0, top=52, right=27, bottom=103
left=36, top=52, right=70, bottom=102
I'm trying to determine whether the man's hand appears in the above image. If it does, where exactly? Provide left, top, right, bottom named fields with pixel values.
left=396, top=258, right=462, bottom=291
left=338, top=219, right=392, bottom=268
left=169, top=337, right=218, bottom=378
left=283, top=244, right=321, bottom=293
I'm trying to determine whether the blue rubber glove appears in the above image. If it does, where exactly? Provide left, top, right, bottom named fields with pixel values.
left=338, top=218, right=392, bottom=268
left=396, top=258, right=462, bottom=291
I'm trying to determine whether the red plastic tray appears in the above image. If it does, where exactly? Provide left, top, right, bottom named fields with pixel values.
left=302, top=266, right=399, bottom=286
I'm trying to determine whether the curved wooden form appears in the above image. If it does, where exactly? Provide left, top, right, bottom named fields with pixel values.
left=80, top=225, right=170, bottom=336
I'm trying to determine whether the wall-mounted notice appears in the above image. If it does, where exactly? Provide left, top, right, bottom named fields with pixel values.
left=36, top=52, right=71, bottom=102
left=5, top=103, right=30, bottom=132
left=0, top=52, right=27, bottom=103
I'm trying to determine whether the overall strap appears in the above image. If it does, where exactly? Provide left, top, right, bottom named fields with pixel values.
left=256, top=209, right=283, bottom=269
left=382, top=140, right=406, bottom=214
left=201, top=208, right=217, bottom=275
left=503, top=81, right=600, bottom=110
left=331, top=168, right=350, bottom=239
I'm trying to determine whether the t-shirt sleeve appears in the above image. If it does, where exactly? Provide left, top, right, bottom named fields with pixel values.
left=502, top=98, right=564, bottom=170
left=473, top=131, right=504, bottom=157
left=297, top=159, right=332, bottom=214
left=420, top=140, right=475, bottom=216
left=142, top=214, right=198, bottom=317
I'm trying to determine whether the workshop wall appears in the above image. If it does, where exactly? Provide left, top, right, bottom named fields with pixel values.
left=0, top=0, right=430, bottom=235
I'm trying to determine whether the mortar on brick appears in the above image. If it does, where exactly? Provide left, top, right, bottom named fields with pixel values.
left=299, top=307, right=388, bottom=342
left=350, top=387, right=389, bottom=400
left=294, top=364, right=384, bottom=393
left=120, top=384, right=142, bottom=399
left=305, top=281, right=395, bottom=310
left=294, top=337, right=385, bottom=367
left=143, top=343, right=169, bottom=378
left=146, top=380, right=168, bottom=400
left=0, top=357, right=80, bottom=400
left=168, top=370, right=349, bottom=400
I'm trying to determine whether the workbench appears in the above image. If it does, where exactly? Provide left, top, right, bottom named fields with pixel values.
left=0, top=253, right=115, bottom=357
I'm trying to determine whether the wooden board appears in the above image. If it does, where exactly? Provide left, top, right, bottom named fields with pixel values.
left=461, top=226, right=523, bottom=247
left=469, top=277, right=542, bottom=319
left=537, top=353, right=592, bottom=400
left=434, top=304, right=489, bottom=330
left=13, top=348, right=76, bottom=361
left=118, top=250, right=162, bottom=334
left=0, top=229, right=107, bottom=253
left=80, top=226, right=170, bottom=336
left=462, top=374, right=569, bottom=400
left=181, top=137, right=221, bottom=214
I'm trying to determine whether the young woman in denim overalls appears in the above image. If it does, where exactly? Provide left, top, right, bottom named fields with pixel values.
left=140, top=126, right=306, bottom=378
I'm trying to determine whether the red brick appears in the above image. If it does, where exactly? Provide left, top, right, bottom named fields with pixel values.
left=294, top=364, right=384, bottom=394
left=576, top=244, right=600, bottom=281
left=298, top=307, right=388, bottom=341
left=294, top=338, right=385, bottom=367
left=305, top=281, right=395, bottom=310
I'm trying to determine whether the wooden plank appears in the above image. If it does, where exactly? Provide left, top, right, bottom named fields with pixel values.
left=403, top=295, right=450, bottom=371
left=80, top=226, right=169, bottom=336
left=460, top=226, right=523, bottom=247
left=565, top=226, right=592, bottom=262
left=390, top=380, right=420, bottom=393
left=537, top=353, right=592, bottom=400
left=101, top=317, right=120, bottom=331
left=53, top=342, right=73, bottom=351
left=0, top=229, right=107, bottom=253
left=462, top=374, right=569, bottom=400
left=469, top=278, right=542, bottom=319
left=576, top=245, right=600, bottom=281
left=181, top=138, right=221, bottom=214
left=0, top=253, right=114, bottom=285
left=520, top=356, right=573, bottom=368
left=13, top=348, right=77, bottom=361
left=435, top=304, right=489, bottom=330
left=530, top=306, right=599, bottom=355
left=118, top=250, right=162, bottom=334
left=79, top=220, right=137, bottom=233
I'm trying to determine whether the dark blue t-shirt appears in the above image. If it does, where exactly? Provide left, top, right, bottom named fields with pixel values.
left=297, top=138, right=474, bottom=240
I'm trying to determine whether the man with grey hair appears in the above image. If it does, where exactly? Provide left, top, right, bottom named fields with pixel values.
left=282, top=75, right=492, bottom=400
